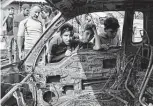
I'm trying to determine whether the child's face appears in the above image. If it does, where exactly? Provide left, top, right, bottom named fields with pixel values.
left=105, top=28, right=118, bottom=39
left=81, top=30, right=92, bottom=43
left=23, top=8, right=30, bottom=16
left=62, top=31, right=72, bottom=45
left=9, top=9, right=14, bottom=15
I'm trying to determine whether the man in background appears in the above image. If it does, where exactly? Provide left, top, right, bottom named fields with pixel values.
left=17, top=5, right=43, bottom=60
left=41, top=5, right=53, bottom=31
left=13, top=4, right=30, bottom=62
left=40, top=5, right=54, bottom=64
left=2, top=7, right=14, bottom=64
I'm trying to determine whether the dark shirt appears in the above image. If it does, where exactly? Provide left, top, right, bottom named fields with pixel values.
left=6, top=16, right=13, bottom=35
left=51, top=42, right=68, bottom=56
left=48, top=33, right=70, bottom=62
left=48, top=33, right=66, bottom=55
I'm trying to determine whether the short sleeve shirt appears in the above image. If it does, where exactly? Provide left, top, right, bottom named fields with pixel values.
left=18, top=17, right=43, bottom=49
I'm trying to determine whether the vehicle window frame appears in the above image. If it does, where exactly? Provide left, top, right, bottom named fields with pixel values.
left=35, top=11, right=126, bottom=65
left=131, top=11, right=144, bottom=45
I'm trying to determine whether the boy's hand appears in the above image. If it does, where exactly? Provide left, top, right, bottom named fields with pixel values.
left=65, top=49, right=72, bottom=56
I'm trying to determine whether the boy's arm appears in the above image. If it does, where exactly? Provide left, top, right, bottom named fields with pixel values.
left=47, top=38, right=57, bottom=63
left=92, top=26, right=101, bottom=50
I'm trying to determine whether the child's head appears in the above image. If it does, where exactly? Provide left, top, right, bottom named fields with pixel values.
left=81, top=23, right=96, bottom=43
left=22, top=4, right=30, bottom=16
left=41, top=5, right=52, bottom=19
left=104, top=17, right=120, bottom=39
left=59, top=23, right=74, bottom=45
left=8, top=7, right=14, bottom=15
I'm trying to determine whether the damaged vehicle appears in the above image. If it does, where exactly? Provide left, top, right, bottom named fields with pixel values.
left=1, top=0, right=153, bottom=106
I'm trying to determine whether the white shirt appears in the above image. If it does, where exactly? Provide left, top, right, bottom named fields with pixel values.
left=18, top=17, right=43, bottom=49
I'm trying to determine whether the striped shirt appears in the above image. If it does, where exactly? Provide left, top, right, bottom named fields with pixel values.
left=18, top=17, right=43, bottom=49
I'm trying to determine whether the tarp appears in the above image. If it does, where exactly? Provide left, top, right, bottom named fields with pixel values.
left=1, top=0, right=46, bottom=9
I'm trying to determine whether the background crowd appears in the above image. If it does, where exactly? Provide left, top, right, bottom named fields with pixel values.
left=1, top=4, right=58, bottom=64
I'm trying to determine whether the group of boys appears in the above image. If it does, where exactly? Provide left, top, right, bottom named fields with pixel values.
left=47, top=16, right=120, bottom=63
left=3, top=4, right=120, bottom=64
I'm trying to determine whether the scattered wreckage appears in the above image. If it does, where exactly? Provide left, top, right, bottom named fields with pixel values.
left=1, top=0, right=153, bottom=106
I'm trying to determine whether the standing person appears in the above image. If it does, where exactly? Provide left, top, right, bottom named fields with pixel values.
left=2, top=7, right=15, bottom=64
left=13, top=4, right=30, bottom=62
left=40, top=5, right=53, bottom=64
left=41, top=5, right=53, bottom=31
left=17, top=5, right=43, bottom=60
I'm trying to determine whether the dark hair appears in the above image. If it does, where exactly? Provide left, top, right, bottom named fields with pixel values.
left=42, top=5, right=52, bottom=16
left=104, top=17, right=120, bottom=30
left=8, top=7, right=14, bottom=10
left=84, top=23, right=96, bottom=40
left=59, top=23, right=74, bottom=36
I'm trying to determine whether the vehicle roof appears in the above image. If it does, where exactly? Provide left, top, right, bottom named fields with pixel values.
left=46, top=0, right=153, bottom=19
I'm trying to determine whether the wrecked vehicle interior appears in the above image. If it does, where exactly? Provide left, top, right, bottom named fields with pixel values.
left=1, top=0, right=153, bottom=106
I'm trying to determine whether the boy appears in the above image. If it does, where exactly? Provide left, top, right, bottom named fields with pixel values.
left=94, top=17, right=121, bottom=50
left=47, top=23, right=75, bottom=63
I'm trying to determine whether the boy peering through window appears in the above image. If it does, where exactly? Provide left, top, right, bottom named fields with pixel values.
left=47, top=23, right=77, bottom=63
left=47, top=22, right=100, bottom=63
left=93, top=17, right=121, bottom=50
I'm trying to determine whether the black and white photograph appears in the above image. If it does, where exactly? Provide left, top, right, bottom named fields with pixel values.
left=0, top=0, right=153, bottom=106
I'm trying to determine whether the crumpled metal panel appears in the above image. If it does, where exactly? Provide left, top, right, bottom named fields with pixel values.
left=46, top=0, right=153, bottom=19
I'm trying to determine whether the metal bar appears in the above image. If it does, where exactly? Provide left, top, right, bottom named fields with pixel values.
left=139, top=47, right=153, bottom=106
left=0, top=61, right=22, bottom=70
left=0, top=73, right=32, bottom=105
left=108, top=92, right=128, bottom=105
left=125, top=47, right=142, bottom=99
left=139, top=65, right=153, bottom=106
left=83, top=80, right=107, bottom=85
left=139, top=46, right=152, bottom=91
